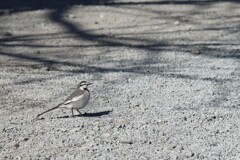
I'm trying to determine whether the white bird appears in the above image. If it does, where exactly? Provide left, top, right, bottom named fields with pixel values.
left=37, top=81, right=92, bottom=118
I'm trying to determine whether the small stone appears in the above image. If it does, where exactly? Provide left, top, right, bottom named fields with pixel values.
left=191, top=47, right=201, bottom=55
left=117, top=119, right=128, bottom=128
left=58, top=128, right=67, bottom=132
left=93, top=125, right=100, bottom=131
left=179, top=146, right=184, bottom=151
left=15, top=156, right=22, bottom=160
left=49, top=156, right=56, bottom=160
left=19, top=137, right=29, bottom=142
left=4, top=32, right=12, bottom=36
left=102, top=132, right=112, bottom=138
left=8, top=141, right=20, bottom=149
left=89, top=130, right=95, bottom=135
left=99, top=13, right=105, bottom=19
left=14, top=143, right=20, bottom=148
left=187, top=26, right=192, bottom=31
left=68, top=14, right=76, bottom=18
left=45, top=66, right=55, bottom=71
left=93, top=121, right=100, bottom=126
left=185, top=150, right=194, bottom=158
left=174, top=20, right=180, bottom=25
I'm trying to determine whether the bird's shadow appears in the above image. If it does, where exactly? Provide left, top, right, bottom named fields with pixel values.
left=55, top=110, right=113, bottom=119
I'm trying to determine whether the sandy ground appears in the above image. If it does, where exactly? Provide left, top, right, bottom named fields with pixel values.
left=1, top=0, right=240, bottom=159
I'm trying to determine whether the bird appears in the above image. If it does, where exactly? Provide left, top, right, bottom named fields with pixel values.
left=36, top=81, right=92, bottom=118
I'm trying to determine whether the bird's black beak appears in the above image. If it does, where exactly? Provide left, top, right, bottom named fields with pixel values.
left=87, top=83, right=93, bottom=86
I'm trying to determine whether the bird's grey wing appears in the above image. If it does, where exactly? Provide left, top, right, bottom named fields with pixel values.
left=62, top=89, right=85, bottom=105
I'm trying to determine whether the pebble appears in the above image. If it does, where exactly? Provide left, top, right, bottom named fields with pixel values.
left=4, top=32, right=12, bottom=36
left=174, top=20, right=180, bottom=25
left=15, top=156, right=22, bottom=160
left=191, top=47, right=201, bottom=55
left=19, top=137, right=29, bottom=142
left=68, top=14, right=77, bottom=18
left=101, top=132, right=112, bottom=138
left=7, top=141, right=20, bottom=150
left=117, top=119, right=129, bottom=128
left=70, top=128, right=81, bottom=133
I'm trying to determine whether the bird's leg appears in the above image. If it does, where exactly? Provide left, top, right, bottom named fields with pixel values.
left=76, top=109, right=82, bottom=115
left=71, top=108, right=75, bottom=117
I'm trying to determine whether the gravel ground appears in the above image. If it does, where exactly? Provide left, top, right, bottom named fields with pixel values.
left=1, top=0, right=240, bottom=159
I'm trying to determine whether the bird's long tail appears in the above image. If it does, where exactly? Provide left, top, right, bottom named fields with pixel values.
left=36, top=103, right=63, bottom=118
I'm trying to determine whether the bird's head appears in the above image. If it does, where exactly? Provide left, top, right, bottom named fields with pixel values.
left=77, top=81, right=92, bottom=90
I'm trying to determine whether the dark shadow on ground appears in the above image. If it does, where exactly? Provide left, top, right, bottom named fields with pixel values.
left=78, top=110, right=113, bottom=117
left=56, top=110, right=113, bottom=119
left=0, top=0, right=240, bottom=82
left=36, top=110, right=112, bottom=120
left=1, top=0, right=240, bottom=12
left=0, top=0, right=110, bottom=13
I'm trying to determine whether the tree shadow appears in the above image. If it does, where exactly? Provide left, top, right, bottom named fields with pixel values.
left=1, top=0, right=240, bottom=12
left=1, top=0, right=239, bottom=86
left=1, top=0, right=240, bottom=113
